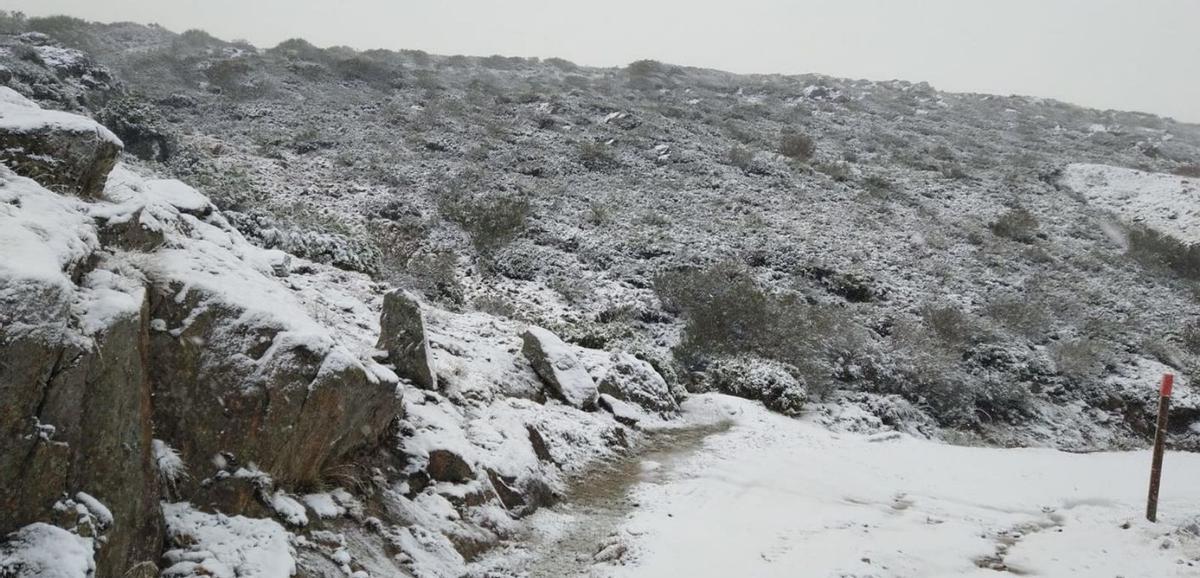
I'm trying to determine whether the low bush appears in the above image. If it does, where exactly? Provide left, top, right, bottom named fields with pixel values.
left=438, top=188, right=531, bottom=257
left=778, top=130, right=815, bottom=162
left=989, top=206, right=1040, bottom=243
left=578, top=141, right=617, bottom=170
left=1126, top=225, right=1200, bottom=281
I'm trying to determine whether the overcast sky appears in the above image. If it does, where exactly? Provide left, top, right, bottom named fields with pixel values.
left=7, top=0, right=1199, bottom=122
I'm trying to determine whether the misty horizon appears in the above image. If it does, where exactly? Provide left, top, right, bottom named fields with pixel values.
left=5, top=0, right=1199, bottom=123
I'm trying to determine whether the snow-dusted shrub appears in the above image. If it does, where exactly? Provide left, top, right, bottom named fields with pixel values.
left=1050, top=338, right=1108, bottom=384
left=1183, top=321, right=1200, bottom=355
left=695, top=355, right=808, bottom=416
left=407, top=250, right=464, bottom=306
left=153, top=439, right=188, bottom=496
left=656, top=261, right=869, bottom=397
left=269, top=38, right=327, bottom=62
left=988, top=206, right=1040, bottom=243
left=1174, top=163, right=1200, bottom=178
left=778, top=130, right=815, bottom=162
left=725, top=144, right=755, bottom=171
left=439, top=192, right=530, bottom=257
left=577, top=141, right=617, bottom=170
left=1125, top=224, right=1200, bottom=281
left=26, top=15, right=90, bottom=48
left=332, top=56, right=397, bottom=86
left=920, top=304, right=987, bottom=350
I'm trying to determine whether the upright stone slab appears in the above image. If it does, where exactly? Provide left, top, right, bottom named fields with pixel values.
left=376, top=289, right=438, bottom=390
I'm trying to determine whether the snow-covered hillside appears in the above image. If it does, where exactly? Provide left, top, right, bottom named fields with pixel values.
left=2, top=10, right=1200, bottom=578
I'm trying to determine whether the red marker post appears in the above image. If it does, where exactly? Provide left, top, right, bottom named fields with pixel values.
left=1146, top=373, right=1174, bottom=522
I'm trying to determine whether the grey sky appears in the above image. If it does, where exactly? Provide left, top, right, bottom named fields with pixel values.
left=7, top=0, right=1199, bottom=122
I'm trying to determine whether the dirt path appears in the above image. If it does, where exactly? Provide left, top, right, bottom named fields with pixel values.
left=522, top=420, right=732, bottom=577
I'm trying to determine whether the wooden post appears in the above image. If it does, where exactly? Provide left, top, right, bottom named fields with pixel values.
left=1146, top=373, right=1174, bottom=522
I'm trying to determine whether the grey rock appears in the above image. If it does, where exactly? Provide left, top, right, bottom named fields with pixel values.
left=597, top=352, right=679, bottom=416
left=426, top=449, right=473, bottom=483
left=0, top=96, right=122, bottom=198
left=376, top=289, right=438, bottom=390
left=521, top=326, right=598, bottom=409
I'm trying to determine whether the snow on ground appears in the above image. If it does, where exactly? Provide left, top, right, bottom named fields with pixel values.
left=571, top=394, right=1200, bottom=578
left=161, top=502, right=296, bottom=578
left=1064, top=163, right=1200, bottom=245
left=0, top=523, right=95, bottom=578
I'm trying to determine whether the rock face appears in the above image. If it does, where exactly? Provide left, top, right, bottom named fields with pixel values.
left=0, top=87, right=122, bottom=198
left=0, top=154, right=160, bottom=575
left=522, top=326, right=599, bottom=409
left=0, top=96, right=404, bottom=576
left=597, top=352, right=679, bottom=415
left=376, top=289, right=438, bottom=389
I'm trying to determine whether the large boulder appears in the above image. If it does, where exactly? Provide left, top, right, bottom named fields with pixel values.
left=0, top=87, right=122, bottom=198
left=376, top=289, right=438, bottom=390
left=140, top=215, right=403, bottom=492
left=596, top=352, right=679, bottom=416
left=521, top=326, right=598, bottom=409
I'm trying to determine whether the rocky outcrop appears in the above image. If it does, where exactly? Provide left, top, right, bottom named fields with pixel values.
left=0, top=87, right=122, bottom=198
left=597, top=352, right=679, bottom=416
left=0, top=96, right=405, bottom=576
left=376, top=289, right=438, bottom=390
left=522, top=326, right=598, bottom=409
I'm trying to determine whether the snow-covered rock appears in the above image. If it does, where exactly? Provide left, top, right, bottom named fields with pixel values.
left=0, top=87, right=121, bottom=197
left=522, top=326, right=599, bottom=409
left=0, top=523, right=95, bottom=578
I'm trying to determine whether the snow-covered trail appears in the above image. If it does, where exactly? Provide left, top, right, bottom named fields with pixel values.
left=568, top=395, right=1200, bottom=578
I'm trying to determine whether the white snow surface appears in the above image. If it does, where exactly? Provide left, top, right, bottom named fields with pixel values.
left=1064, top=163, right=1200, bottom=245
left=0, top=523, right=95, bottom=578
left=585, top=394, right=1200, bottom=578
left=72, top=492, right=113, bottom=530
left=162, top=502, right=296, bottom=578
left=269, top=492, right=309, bottom=527
left=0, top=86, right=122, bottom=145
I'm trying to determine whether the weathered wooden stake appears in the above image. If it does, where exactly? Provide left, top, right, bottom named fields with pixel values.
left=1146, top=373, right=1174, bottom=522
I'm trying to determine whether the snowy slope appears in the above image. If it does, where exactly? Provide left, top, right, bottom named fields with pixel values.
left=558, top=395, right=1200, bottom=577
left=1064, top=163, right=1200, bottom=245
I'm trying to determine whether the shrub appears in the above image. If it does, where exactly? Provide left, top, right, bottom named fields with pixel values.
left=439, top=191, right=531, bottom=257
left=408, top=251, right=463, bottom=306
left=1051, top=338, right=1108, bottom=383
left=655, top=262, right=865, bottom=397
left=0, top=10, right=27, bottom=33
left=27, top=15, right=89, bottom=47
left=989, top=206, right=1040, bottom=243
left=1184, top=321, right=1200, bottom=355
left=1126, top=225, right=1200, bottom=281
left=626, top=59, right=665, bottom=78
left=544, top=57, right=577, bottom=72
left=1174, top=164, right=1200, bottom=178
left=271, top=38, right=327, bottom=61
left=778, top=130, right=815, bottom=162
left=204, top=58, right=253, bottom=93
left=696, top=355, right=808, bottom=415
left=332, top=56, right=397, bottom=86
left=725, top=145, right=755, bottom=171
left=920, top=304, right=984, bottom=349
left=577, top=141, right=617, bottom=170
